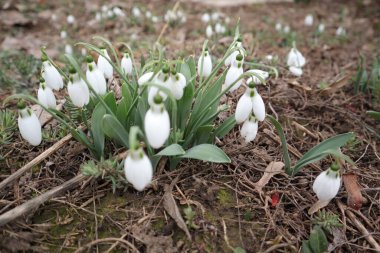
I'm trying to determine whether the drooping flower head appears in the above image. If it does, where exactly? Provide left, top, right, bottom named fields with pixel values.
left=225, top=53, right=244, bottom=93
left=287, top=46, right=306, bottom=77
left=169, top=69, right=187, bottom=100
left=235, top=82, right=266, bottom=123
left=197, top=48, right=212, bottom=78
left=37, top=77, right=56, bottom=109
left=121, top=52, right=133, bottom=75
left=97, top=48, right=113, bottom=79
left=240, top=114, right=259, bottom=143
left=86, top=55, right=107, bottom=95
left=41, top=53, right=64, bottom=91
left=312, top=163, right=341, bottom=202
left=124, top=147, right=153, bottom=191
left=67, top=67, right=90, bottom=107
left=17, top=101, right=42, bottom=146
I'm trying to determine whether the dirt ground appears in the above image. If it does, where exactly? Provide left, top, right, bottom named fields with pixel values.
left=1, top=0, right=380, bottom=252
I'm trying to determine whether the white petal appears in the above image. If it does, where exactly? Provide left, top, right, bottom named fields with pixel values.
left=287, top=48, right=306, bottom=68
left=197, top=54, right=212, bottom=77
left=235, top=93, right=253, bottom=124
left=97, top=50, right=113, bottom=79
left=43, top=63, right=64, bottom=90
left=87, top=69, right=107, bottom=95
left=124, top=152, right=153, bottom=191
left=312, top=170, right=341, bottom=202
left=224, top=50, right=239, bottom=67
left=289, top=66, right=303, bottom=77
left=177, top=73, right=187, bottom=89
left=225, top=66, right=243, bottom=92
left=304, top=14, right=313, bottom=26
left=252, top=88, right=266, bottom=121
left=240, top=119, right=258, bottom=143
left=121, top=56, right=133, bottom=75
left=246, top=69, right=269, bottom=84
left=38, top=87, right=56, bottom=108
left=144, top=108, right=170, bottom=148
left=18, top=112, right=42, bottom=146
left=206, top=25, right=213, bottom=38
left=138, top=72, right=154, bottom=86
left=68, top=79, right=90, bottom=107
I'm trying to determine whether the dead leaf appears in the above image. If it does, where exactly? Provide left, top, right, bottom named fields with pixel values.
left=320, top=75, right=351, bottom=95
left=253, top=161, right=284, bottom=194
left=0, top=10, right=32, bottom=27
left=308, top=199, right=330, bottom=215
left=31, top=100, right=65, bottom=126
left=343, top=173, right=363, bottom=210
left=1, top=34, right=43, bottom=57
left=163, top=185, right=192, bottom=241
left=288, top=80, right=312, bottom=91
left=132, top=227, right=177, bottom=253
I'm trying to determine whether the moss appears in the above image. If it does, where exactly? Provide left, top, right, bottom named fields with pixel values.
left=217, top=188, right=234, bottom=207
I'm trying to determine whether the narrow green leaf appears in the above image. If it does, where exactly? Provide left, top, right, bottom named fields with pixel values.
left=101, top=114, right=129, bottom=148
left=103, top=91, right=117, bottom=113
left=91, top=102, right=106, bottom=159
left=194, top=125, right=214, bottom=145
left=181, top=144, right=231, bottom=163
left=301, top=240, right=313, bottom=253
left=234, top=247, right=246, bottom=253
left=367, top=110, right=380, bottom=122
left=309, top=226, right=328, bottom=253
left=214, top=115, right=236, bottom=139
left=155, top=144, right=186, bottom=156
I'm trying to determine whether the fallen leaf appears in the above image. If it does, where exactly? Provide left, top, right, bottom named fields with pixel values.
left=0, top=10, right=32, bottom=27
left=320, top=75, right=351, bottom=95
left=253, top=161, right=284, bottom=194
left=343, top=173, right=363, bottom=210
left=308, top=199, right=330, bottom=215
left=163, top=185, right=192, bottom=241
left=288, top=80, right=312, bottom=91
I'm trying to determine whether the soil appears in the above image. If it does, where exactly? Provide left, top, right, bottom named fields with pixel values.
left=0, top=0, right=380, bottom=252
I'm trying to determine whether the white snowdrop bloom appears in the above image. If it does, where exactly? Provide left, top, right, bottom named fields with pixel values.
left=51, top=14, right=57, bottom=22
left=251, top=88, right=266, bottom=121
left=147, top=67, right=170, bottom=105
left=197, top=49, right=212, bottom=78
left=41, top=58, right=64, bottom=91
left=60, top=30, right=67, bottom=39
left=304, top=14, right=313, bottom=26
left=235, top=91, right=253, bottom=124
left=224, top=39, right=244, bottom=67
left=265, top=55, right=273, bottom=61
left=67, top=14, right=75, bottom=24
left=18, top=105, right=42, bottom=146
left=37, top=79, right=56, bottom=108
left=181, top=15, right=187, bottom=23
left=107, top=10, right=114, bottom=18
left=283, top=25, right=290, bottom=34
left=81, top=48, right=87, bottom=56
left=211, top=12, right=219, bottom=21
left=113, top=7, right=125, bottom=17
left=124, top=148, right=153, bottom=191
left=225, top=54, right=244, bottom=93
left=132, top=7, right=141, bottom=18
left=151, top=16, right=159, bottom=23
left=201, top=13, right=210, bottom=23
left=215, top=23, right=223, bottom=34
left=65, top=44, right=73, bottom=55
left=86, top=56, right=107, bottom=95
left=138, top=72, right=155, bottom=86
left=121, top=53, right=133, bottom=75
left=289, top=66, right=303, bottom=77
left=144, top=95, right=170, bottom=149
left=240, top=116, right=258, bottom=143
left=97, top=48, right=113, bottom=79
left=67, top=69, right=90, bottom=107
left=220, top=25, right=226, bottom=34
left=317, top=23, right=325, bottom=33
left=95, top=12, right=102, bottom=21
left=246, top=69, right=269, bottom=85
left=101, top=5, right=108, bottom=13
left=169, top=72, right=187, bottom=100
left=225, top=17, right=231, bottom=24
left=336, top=26, right=346, bottom=36
left=145, top=10, right=152, bottom=19
left=206, top=24, right=213, bottom=38
left=313, top=165, right=341, bottom=202
left=287, top=48, right=306, bottom=68
left=275, top=22, right=282, bottom=31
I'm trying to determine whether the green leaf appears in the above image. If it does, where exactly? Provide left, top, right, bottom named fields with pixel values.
left=101, top=114, right=129, bottom=148
left=266, top=115, right=291, bottom=174
left=156, top=144, right=186, bottom=156
left=177, top=61, right=195, bottom=130
left=367, top=110, right=380, bottom=122
left=194, top=125, right=214, bottom=145
left=214, top=115, right=236, bottom=139
left=103, top=91, right=117, bottom=113
left=91, top=102, right=106, bottom=159
left=292, top=133, right=354, bottom=175
left=301, top=240, right=313, bottom=253
left=116, top=97, right=128, bottom=126
left=181, top=144, right=231, bottom=163
left=309, top=226, right=328, bottom=253
left=234, top=247, right=246, bottom=253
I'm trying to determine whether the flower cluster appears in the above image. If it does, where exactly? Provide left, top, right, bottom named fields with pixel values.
left=202, top=12, right=229, bottom=38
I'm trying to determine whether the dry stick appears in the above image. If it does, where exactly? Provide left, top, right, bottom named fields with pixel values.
left=0, top=132, right=74, bottom=191
left=155, top=0, right=181, bottom=44
left=0, top=174, right=86, bottom=226
left=74, top=237, right=140, bottom=253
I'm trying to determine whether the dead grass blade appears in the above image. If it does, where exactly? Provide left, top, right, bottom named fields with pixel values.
left=254, top=161, right=284, bottom=194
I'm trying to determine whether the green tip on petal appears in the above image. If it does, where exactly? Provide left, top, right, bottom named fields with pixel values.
left=153, top=94, right=163, bottom=104
left=69, top=66, right=77, bottom=74
left=40, top=77, right=45, bottom=83
left=330, top=163, right=340, bottom=172
left=237, top=36, right=242, bottom=42
left=162, top=64, right=170, bottom=74
left=236, top=54, right=243, bottom=61
left=248, top=82, right=255, bottom=89
left=171, top=69, right=177, bottom=75
left=41, top=54, right=48, bottom=62
left=86, top=55, right=94, bottom=63
left=17, top=100, right=26, bottom=110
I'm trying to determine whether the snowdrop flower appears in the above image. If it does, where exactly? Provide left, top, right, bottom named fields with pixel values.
left=169, top=70, right=187, bottom=100
left=41, top=55, right=64, bottom=91
left=265, top=55, right=273, bottom=61
left=304, top=14, right=313, bottom=26
left=97, top=48, right=113, bottom=79
left=225, top=54, right=244, bottom=93
left=287, top=47, right=306, bottom=76
left=37, top=78, right=56, bottom=108
left=197, top=48, right=212, bottom=78
left=121, top=52, right=133, bottom=75
left=275, top=22, right=282, bottom=31
left=106, top=9, right=114, bottom=18
left=313, top=164, right=341, bottom=202
left=283, top=25, right=290, bottom=34
left=17, top=102, right=42, bottom=146
left=201, top=13, right=210, bottom=23
left=225, top=17, right=231, bottom=24
left=147, top=66, right=170, bottom=105
left=124, top=147, right=153, bottom=191
left=336, top=26, right=346, bottom=36
left=60, top=30, right=67, bottom=39
left=101, top=5, right=108, bottom=13
left=215, top=23, right=223, bottom=34
left=144, top=94, right=170, bottom=149
left=67, top=14, right=75, bottom=24
left=145, top=10, right=152, bottom=19
left=152, top=16, right=159, bottom=23
left=67, top=68, right=90, bottom=107
left=132, top=7, right=141, bottom=18
left=317, top=23, right=325, bottom=33
left=246, top=69, right=269, bottom=85
left=240, top=115, right=258, bottom=143
left=113, top=7, right=125, bottom=17
left=211, top=12, right=219, bottom=21
left=235, top=83, right=266, bottom=123
left=86, top=56, right=107, bottom=95
left=65, top=44, right=73, bottom=55
left=81, top=48, right=87, bottom=56
left=180, top=15, right=187, bottom=23
left=95, top=12, right=102, bottom=21
left=51, top=14, right=57, bottom=22
left=138, top=71, right=155, bottom=86
left=206, top=24, right=213, bottom=38
left=225, top=38, right=244, bottom=67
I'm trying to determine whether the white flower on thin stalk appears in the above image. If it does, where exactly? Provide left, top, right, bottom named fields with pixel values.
left=275, top=22, right=282, bottom=31
left=246, top=69, right=269, bottom=85
left=151, top=16, right=159, bottom=23
left=17, top=102, right=42, bottom=146
left=317, top=23, right=325, bottom=33
left=121, top=52, right=133, bottom=75
left=86, top=56, right=107, bottom=95
left=197, top=48, right=212, bottom=78
left=215, top=23, right=222, bottom=34
left=225, top=17, right=231, bottom=24
left=138, top=71, right=155, bottom=86
left=287, top=47, right=306, bottom=77
left=211, top=12, right=219, bottom=21
left=225, top=53, right=244, bottom=93
left=336, top=26, right=346, bottom=36
left=265, top=55, right=273, bottom=61
left=95, top=12, right=102, bottom=21
left=283, top=25, right=290, bottom=34
left=224, top=38, right=244, bottom=67
left=304, top=14, right=314, bottom=26
left=97, top=48, right=113, bottom=79
left=37, top=78, right=56, bottom=108
left=240, top=115, right=258, bottom=143
left=147, top=66, right=171, bottom=106
left=41, top=56, right=64, bottom=91
left=67, top=14, right=75, bottom=24
left=144, top=94, right=170, bottom=149
left=65, top=44, right=73, bottom=55
left=201, top=13, right=210, bottom=23
left=132, top=7, right=141, bottom=18
left=169, top=71, right=187, bottom=100
left=235, top=83, right=266, bottom=123
left=206, top=25, right=213, bottom=38
left=67, top=68, right=90, bottom=107
left=313, top=164, right=341, bottom=202
left=113, top=7, right=125, bottom=17
left=60, top=30, right=67, bottom=39
left=124, top=148, right=153, bottom=191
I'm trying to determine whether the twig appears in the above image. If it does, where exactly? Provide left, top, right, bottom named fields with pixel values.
left=74, top=237, right=139, bottom=253
left=0, top=174, right=86, bottom=226
left=155, top=0, right=181, bottom=45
